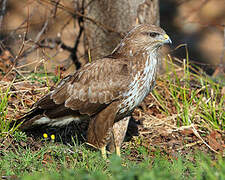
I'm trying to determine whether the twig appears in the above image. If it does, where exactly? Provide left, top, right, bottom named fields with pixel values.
left=1, top=8, right=29, bottom=80
left=52, top=0, right=60, bottom=18
left=69, top=0, right=85, bottom=69
left=0, top=0, right=7, bottom=29
left=177, top=140, right=203, bottom=151
left=188, top=117, right=219, bottom=154
left=83, top=0, right=96, bottom=10
left=59, top=16, right=73, bottom=34
left=16, top=59, right=42, bottom=69
left=21, top=19, right=49, bottom=58
left=2, top=87, right=49, bottom=95
left=38, top=0, right=122, bottom=36
left=219, top=25, right=225, bottom=70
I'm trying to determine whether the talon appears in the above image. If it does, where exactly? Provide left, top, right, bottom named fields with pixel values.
left=116, top=146, right=121, bottom=157
left=100, top=146, right=107, bottom=159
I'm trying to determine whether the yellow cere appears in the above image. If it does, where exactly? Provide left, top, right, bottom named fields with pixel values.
left=164, top=34, right=169, bottom=39
left=50, top=134, right=55, bottom=140
left=43, top=133, right=48, bottom=139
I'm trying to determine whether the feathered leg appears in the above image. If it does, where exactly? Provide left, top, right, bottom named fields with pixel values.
left=87, top=101, right=119, bottom=158
left=108, top=116, right=130, bottom=156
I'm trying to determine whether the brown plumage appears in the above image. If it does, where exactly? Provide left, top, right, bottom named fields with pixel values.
left=13, top=24, right=171, bottom=158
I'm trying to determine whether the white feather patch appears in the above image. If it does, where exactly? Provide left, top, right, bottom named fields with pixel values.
left=33, top=115, right=82, bottom=127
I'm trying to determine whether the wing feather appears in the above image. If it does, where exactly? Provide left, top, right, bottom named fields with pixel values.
left=43, top=58, right=132, bottom=116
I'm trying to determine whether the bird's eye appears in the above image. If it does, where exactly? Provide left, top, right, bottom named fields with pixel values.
left=148, top=32, right=159, bottom=37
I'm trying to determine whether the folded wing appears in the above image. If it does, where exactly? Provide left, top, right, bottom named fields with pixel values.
left=37, top=58, right=131, bottom=116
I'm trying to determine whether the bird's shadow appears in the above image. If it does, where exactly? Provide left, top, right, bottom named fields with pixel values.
left=23, top=116, right=139, bottom=147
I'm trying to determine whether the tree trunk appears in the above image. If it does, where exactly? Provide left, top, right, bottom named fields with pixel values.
left=83, top=0, right=159, bottom=60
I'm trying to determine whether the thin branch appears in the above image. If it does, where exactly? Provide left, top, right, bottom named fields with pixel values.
left=38, top=0, right=122, bottom=36
left=1, top=7, right=30, bottom=80
left=35, top=19, right=49, bottom=43
left=20, top=19, right=49, bottom=58
left=69, top=0, right=85, bottom=69
left=219, top=25, right=225, bottom=69
left=83, top=0, right=96, bottom=10
left=53, top=0, right=60, bottom=18
left=0, top=0, right=7, bottom=29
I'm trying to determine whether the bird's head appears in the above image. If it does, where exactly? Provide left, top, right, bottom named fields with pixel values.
left=112, top=24, right=172, bottom=57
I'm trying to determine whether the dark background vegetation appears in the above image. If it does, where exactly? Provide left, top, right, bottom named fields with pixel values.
left=0, top=0, right=224, bottom=75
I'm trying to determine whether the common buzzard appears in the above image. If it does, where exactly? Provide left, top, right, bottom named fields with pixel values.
left=13, top=24, right=171, bottom=158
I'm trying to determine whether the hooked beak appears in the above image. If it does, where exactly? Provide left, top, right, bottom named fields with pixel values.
left=163, top=34, right=172, bottom=44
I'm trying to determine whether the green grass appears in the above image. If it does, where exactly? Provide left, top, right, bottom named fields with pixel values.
left=1, top=138, right=224, bottom=180
left=0, top=68, right=62, bottom=138
left=0, top=81, right=12, bottom=136
left=152, top=55, right=225, bottom=130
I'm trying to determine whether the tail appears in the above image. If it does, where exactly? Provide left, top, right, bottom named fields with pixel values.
left=10, top=108, right=44, bottom=130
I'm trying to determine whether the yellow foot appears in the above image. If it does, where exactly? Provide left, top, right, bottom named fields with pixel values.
left=100, top=146, right=107, bottom=159
left=116, top=146, right=121, bottom=157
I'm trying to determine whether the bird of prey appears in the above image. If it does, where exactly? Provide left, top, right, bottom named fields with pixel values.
left=13, top=24, right=171, bottom=158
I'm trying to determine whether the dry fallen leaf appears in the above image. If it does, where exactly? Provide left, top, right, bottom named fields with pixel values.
left=207, top=130, right=224, bottom=151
